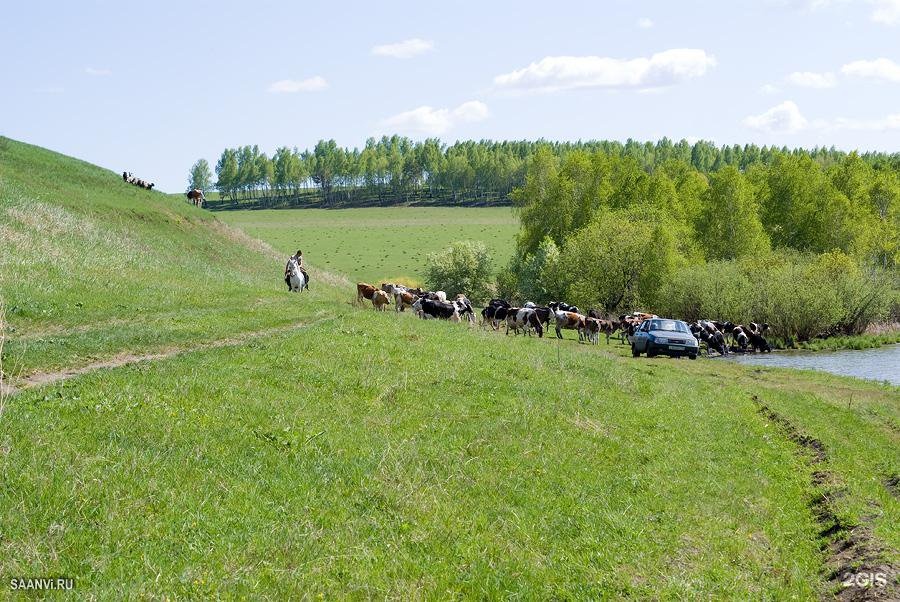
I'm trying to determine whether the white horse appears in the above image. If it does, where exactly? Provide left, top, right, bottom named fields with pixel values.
left=286, top=257, right=307, bottom=292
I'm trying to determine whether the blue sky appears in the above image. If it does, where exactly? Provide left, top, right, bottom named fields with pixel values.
left=2, top=0, right=899, bottom=192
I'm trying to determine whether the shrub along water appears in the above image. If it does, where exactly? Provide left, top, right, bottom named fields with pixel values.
left=656, top=252, right=896, bottom=343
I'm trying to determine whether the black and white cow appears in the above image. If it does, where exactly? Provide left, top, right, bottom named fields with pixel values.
left=412, top=297, right=460, bottom=321
left=453, top=294, right=476, bottom=325
left=506, top=307, right=544, bottom=337
left=482, top=299, right=512, bottom=330
left=549, top=301, right=580, bottom=315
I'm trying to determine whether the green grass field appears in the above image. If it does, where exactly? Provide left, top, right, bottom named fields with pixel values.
left=217, top=206, right=519, bottom=285
left=1, top=138, right=897, bottom=598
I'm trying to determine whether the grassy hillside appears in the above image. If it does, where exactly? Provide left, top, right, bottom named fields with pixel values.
left=218, top=207, right=519, bottom=285
left=0, top=138, right=897, bottom=598
left=0, top=137, right=344, bottom=375
left=2, top=312, right=898, bottom=598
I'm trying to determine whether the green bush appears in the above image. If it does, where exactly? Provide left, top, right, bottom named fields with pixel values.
left=656, top=261, right=750, bottom=323
left=656, top=251, right=894, bottom=342
left=424, top=240, right=494, bottom=303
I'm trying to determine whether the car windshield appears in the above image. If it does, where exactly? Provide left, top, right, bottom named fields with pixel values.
left=649, top=320, right=688, bottom=333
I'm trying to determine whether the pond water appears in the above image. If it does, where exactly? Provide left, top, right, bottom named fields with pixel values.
left=727, top=344, right=900, bottom=385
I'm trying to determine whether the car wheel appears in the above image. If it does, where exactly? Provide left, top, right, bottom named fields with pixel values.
left=647, top=347, right=657, bottom=358
left=689, top=354, right=697, bottom=360
left=631, top=344, right=640, bottom=357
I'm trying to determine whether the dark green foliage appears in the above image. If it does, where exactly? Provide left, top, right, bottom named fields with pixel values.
left=697, top=166, right=769, bottom=260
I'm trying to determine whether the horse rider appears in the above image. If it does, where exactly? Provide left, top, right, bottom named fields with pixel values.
left=284, top=249, right=310, bottom=291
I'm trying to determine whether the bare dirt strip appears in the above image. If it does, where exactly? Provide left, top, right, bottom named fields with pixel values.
left=1, top=317, right=335, bottom=398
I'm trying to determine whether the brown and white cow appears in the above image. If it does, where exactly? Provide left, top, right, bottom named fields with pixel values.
left=588, top=310, right=621, bottom=344
left=394, top=290, right=417, bottom=312
left=554, top=311, right=586, bottom=341
left=186, top=189, right=205, bottom=207
left=357, top=282, right=377, bottom=304
left=371, top=289, right=390, bottom=311
left=581, top=317, right=602, bottom=344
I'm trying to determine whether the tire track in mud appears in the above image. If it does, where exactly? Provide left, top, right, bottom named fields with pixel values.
left=751, top=395, right=898, bottom=601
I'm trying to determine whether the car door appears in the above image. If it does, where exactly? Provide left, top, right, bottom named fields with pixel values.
left=633, top=321, right=650, bottom=351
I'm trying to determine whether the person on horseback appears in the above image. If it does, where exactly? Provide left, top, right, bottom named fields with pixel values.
left=284, top=249, right=310, bottom=291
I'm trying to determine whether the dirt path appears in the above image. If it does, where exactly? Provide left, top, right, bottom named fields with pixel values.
left=2, top=316, right=335, bottom=398
left=751, top=395, right=898, bottom=601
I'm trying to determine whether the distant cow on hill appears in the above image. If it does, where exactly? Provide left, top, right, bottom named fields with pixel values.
left=123, top=171, right=154, bottom=190
left=186, top=189, right=205, bottom=207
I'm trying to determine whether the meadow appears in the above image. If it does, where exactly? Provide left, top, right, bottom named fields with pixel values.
left=217, top=206, right=519, bottom=285
left=0, top=137, right=897, bottom=598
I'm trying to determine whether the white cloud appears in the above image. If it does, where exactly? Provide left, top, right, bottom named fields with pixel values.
left=493, top=49, right=716, bottom=93
left=778, top=0, right=900, bottom=25
left=267, top=76, right=329, bottom=93
left=830, top=113, right=900, bottom=130
left=744, top=100, right=900, bottom=133
left=380, top=100, right=488, bottom=135
left=637, top=17, right=654, bottom=28
left=769, top=0, right=847, bottom=12
left=759, top=83, right=781, bottom=94
left=871, top=0, right=900, bottom=24
left=743, top=101, right=808, bottom=133
left=841, top=57, right=900, bottom=81
left=85, top=67, right=112, bottom=76
left=371, top=38, right=434, bottom=59
left=786, top=71, right=837, bottom=87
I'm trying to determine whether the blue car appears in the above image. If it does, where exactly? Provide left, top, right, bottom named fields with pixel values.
left=631, top=318, right=700, bottom=359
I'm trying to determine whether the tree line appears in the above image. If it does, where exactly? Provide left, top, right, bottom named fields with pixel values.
left=188, top=137, right=900, bottom=208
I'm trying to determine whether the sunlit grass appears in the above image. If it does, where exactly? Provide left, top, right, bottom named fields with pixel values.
left=218, top=206, right=520, bottom=284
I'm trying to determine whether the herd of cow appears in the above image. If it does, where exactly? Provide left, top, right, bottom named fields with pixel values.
left=121, top=171, right=155, bottom=190
left=355, top=282, right=774, bottom=356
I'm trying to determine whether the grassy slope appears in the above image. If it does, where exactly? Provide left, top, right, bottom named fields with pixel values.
left=2, top=314, right=897, bottom=598
left=0, top=138, right=897, bottom=597
left=0, top=137, right=344, bottom=375
left=217, top=206, right=519, bottom=285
